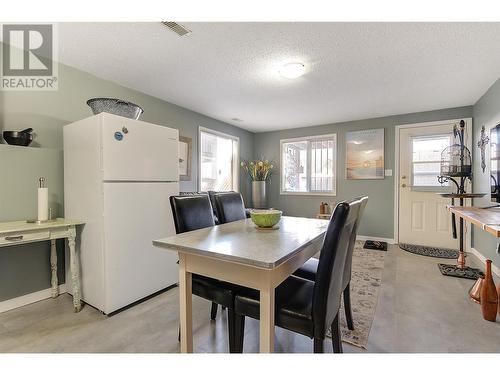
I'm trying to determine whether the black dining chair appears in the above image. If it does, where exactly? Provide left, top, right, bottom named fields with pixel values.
left=208, top=191, right=248, bottom=320
left=293, top=196, right=368, bottom=331
left=213, top=192, right=247, bottom=224
left=169, top=194, right=243, bottom=352
left=180, top=191, right=252, bottom=224
left=232, top=197, right=365, bottom=353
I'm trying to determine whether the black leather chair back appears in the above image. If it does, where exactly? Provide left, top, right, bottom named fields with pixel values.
left=312, top=197, right=364, bottom=338
left=213, top=192, right=247, bottom=224
left=341, top=196, right=368, bottom=289
left=169, top=195, right=215, bottom=234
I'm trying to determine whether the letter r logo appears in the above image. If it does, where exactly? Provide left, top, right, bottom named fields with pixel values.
left=2, top=24, right=53, bottom=76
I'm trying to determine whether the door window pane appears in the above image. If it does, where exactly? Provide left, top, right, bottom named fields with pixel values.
left=412, top=136, right=449, bottom=162
left=411, top=135, right=450, bottom=187
left=200, top=130, right=239, bottom=191
left=413, top=162, right=442, bottom=186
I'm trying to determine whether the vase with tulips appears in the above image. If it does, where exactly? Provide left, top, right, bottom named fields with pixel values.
left=241, top=159, right=274, bottom=208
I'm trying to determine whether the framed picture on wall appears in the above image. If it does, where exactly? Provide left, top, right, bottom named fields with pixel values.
left=179, top=136, right=192, bottom=181
left=346, top=128, right=385, bottom=179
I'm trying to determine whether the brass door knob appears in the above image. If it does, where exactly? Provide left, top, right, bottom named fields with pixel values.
left=401, top=183, right=407, bottom=188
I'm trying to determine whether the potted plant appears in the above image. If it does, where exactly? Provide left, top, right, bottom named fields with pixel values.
left=241, top=159, right=274, bottom=208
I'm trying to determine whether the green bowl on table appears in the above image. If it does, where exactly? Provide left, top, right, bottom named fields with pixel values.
left=250, top=209, right=282, bottom=228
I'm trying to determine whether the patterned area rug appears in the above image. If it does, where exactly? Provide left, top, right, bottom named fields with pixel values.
left=399, top=243, right=459, bottom=259
left=326, top=240, right=386, bottom=349
left=437, top=263, right=483, bottom=280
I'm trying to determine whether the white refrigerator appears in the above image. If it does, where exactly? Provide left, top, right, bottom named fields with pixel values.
left=64, top=113, right=179, bottom=314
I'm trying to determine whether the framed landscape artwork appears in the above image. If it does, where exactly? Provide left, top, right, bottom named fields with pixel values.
left=179, top=136, right=192, bottom=181
left=346, top=128, right=385, bottom=179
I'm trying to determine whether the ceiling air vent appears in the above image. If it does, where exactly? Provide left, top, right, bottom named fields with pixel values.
left=161, top=22, right=191, bottom=36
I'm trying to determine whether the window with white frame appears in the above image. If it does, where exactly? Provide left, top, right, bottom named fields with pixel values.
left=199, top=127, right=239, bottom=192
left=411, top=134, right=451, bottom=187
left=280, top=134, right=337, bottom=195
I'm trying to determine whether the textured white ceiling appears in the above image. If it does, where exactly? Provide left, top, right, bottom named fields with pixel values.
left=58, top=22, right=500, bottom=132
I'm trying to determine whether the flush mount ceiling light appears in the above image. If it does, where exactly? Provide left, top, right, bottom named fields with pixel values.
left=279, top=63, right=306, bottom=79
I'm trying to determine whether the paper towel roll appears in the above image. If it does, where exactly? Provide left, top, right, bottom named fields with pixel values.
left=37, top=187, right=48, bottom=221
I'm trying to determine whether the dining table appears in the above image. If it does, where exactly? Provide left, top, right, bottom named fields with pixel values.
left=153, top=216, right=329, bottom=353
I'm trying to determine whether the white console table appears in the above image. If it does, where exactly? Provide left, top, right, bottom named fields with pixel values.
left=0, top=219, right=84, bottom=312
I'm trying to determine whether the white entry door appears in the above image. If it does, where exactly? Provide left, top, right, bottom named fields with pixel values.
left=398, top=119, right=471, bottom=248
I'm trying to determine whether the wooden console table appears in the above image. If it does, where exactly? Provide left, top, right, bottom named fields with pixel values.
left=0, top=219, right=84, bottom=312
left=447, top=206, right=500, bottom=238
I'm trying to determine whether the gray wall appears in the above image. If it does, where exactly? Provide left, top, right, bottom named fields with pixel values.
left=254, top=106, right=473, bottom=239
left=0, top=61, right=255, bottom=198
left=0, top=61, right=254, bottom=302
left=472, top=77, right=500, bottom=268
left=0, top=146, right=66, bottom=301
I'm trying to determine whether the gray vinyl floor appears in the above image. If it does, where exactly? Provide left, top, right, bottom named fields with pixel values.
left=1, top=244, right=499, bottom=353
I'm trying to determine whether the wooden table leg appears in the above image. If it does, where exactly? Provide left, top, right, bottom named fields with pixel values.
left=259, top=287, right=275, bottom=353
left=50, top=239, right=59, bottom=298
left=68, top=228, right=82, bottom=313
left=179, top=253, right=193, bottom=353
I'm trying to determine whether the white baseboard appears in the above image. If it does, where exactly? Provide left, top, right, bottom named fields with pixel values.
left=468, top=248, right=500, bottom=278
left=357, top=235, right=396, bottom=244
left=0, top=284, right=68, bottom=314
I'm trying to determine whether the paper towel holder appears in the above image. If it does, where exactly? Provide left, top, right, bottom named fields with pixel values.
left=27, top=177, right=56, bottom=224
left=27, top=214, right=56, bottom=224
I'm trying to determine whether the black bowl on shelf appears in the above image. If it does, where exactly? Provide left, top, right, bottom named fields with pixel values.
left=3, top=128, right=34, bottom=146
